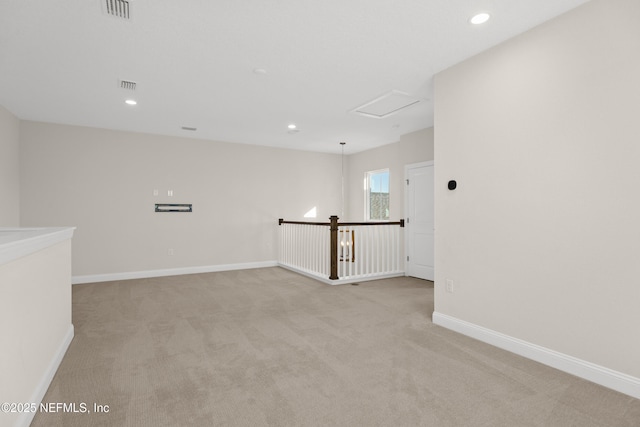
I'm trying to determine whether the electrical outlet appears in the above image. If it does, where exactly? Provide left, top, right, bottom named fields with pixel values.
left=168, top=190, right=174, bottom=197
left=168, top=248, right=174, bottom=256
left=446, top=279, right=454, bottom=293
left=153, top=189, right=159, bottom=196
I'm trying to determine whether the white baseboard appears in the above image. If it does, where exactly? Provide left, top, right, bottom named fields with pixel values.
left=323, top=271, right=405, bottom=286
left=278, top=263, right=405, bottom=285
left=72, top=261, right=278, bottom=284
left=16, top=324, right=74, bottom=427
left=432, top=312, right=640, bottom=400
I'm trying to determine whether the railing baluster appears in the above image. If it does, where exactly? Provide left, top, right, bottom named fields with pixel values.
left=391, top=225, right=396, bottom=272
left=300, top=224, right=304, bottom=270
left=318, top=226, right=322, bottom=275
left=305, top=225, right=310, bottom=272
left=380, top=225, right=385, bottom=273
left=301, top=225, right=306, bottom=271
left=292, top=224, right=296, bottom=267
left=305, top=225, right=308, bottom=270
left=383, top=226, right=388, bottom=273
left=384, top=226, right=389, bottom=273
left=396, top=226, right=400, bottom=271
left=298, top=224, right=303, bottom=269
left=293, top=224, right=297, bottom=269
left=396, top=226, right=401, bottom=272
left=371, top=225, right=377, bottom=274
left=368, top=226, right=372, bottom=275
left=353, top=226, right=358, bottom=276
left=312, top=225, right=317, bottom=274
left=375, top=225, right=380, bottom=274
left=346, top=226, right=350, bottom=278
left=322, top=227, right=327, bottom=276
left=378, top=227, right=387, bottom=273
left=295, top=224, right=300, bottom=268
left=379, top=225, right=384, bottom=273
left=278, top=223, right=282, bottom=264
left=379, top=226, right=382, bottom=273
left=356, top=226, right=362, bottom=276
left=297, top=224, right=302, bottom=270
left=347, top=226, right=352, bottom=278
left=363, top=226, right=368, bottom=277
left=385, top=225, right=391, bottom=273
left=283, top=223, right=287, bottom=265
left=350, top=227, right=355, bottom=278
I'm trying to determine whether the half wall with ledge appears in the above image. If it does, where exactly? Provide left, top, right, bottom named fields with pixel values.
left=0, top=227, right=75, bottom=427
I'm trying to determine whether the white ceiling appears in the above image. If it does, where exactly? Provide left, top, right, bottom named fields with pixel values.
left=0, top=0, right=589, bottom=154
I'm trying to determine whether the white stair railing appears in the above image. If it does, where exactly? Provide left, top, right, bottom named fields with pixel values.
left=278, top=221, right=330, bottom=279
left=278, top=217, right=404, bottom=285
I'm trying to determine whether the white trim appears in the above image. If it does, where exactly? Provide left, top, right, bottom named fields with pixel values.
left=432, top=312, right=640, bottom=400
left=72, top=261, right=278, bottom=284
left=16, top=324, right=74, bottom=427
left=404, top=161, right=434, bottom=278
left=279, top=263, right=404, bottom=285
left=0, top=227, right=75, bottom=266
left=324, top=271, right=405, bottom=286
left=405, top=160, right=434, bottom=169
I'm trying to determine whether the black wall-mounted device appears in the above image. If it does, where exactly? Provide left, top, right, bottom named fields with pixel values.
left=448, top=180, right=457, bottom=190
left=155, top=203, right=192, bottom=212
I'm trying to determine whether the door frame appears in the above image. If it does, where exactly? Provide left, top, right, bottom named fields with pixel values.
left=404, top=160, right=434, bottom=278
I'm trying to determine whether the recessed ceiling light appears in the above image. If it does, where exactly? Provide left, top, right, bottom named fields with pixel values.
left=253, top=68, right=267, bottom=74
left=470, top=12, right=491, bottom=25
left=287, top=124, right=297, bottom=129
left=125, top=99, right=137, bottom=105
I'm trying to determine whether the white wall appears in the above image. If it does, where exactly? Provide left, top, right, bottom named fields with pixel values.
left=0, top=105, right=20, bottom=226
left=19, top=121, right=343, bottom=277
left=346, top=127, right=433, bottom=221
left=435, top=0, right=640, bottom=381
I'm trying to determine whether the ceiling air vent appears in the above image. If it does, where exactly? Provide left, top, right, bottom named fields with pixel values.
left=351, top=90, right=423, bottom=119
left=119, top=80, right=136, bottom=91
left=103, top=0, right=131, bottom=20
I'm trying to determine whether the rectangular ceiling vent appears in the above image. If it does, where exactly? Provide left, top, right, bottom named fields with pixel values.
left=119, top=80, right=137, bottom=91
left=351, top=90, right=423, bottom=119
left=103, top=0, right=131, bottom=20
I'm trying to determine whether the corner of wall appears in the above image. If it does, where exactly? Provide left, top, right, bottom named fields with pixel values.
left=0, top=105, right=21, bottom=226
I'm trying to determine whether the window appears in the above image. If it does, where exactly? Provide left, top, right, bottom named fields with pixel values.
left=365, top=169, right=390, bottom=220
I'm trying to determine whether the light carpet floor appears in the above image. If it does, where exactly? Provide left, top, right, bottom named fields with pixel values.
left=32, top=267, right=639, bottom=426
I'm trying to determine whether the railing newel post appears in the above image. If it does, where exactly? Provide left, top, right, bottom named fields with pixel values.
left=329, top=215, right=339, bottom=280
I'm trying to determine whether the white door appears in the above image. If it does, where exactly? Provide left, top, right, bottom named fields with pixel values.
left=405, top=162, right=434, bottom=281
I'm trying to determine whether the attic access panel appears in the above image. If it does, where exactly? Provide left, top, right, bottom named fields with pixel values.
left=351, top=90, right=422, bottom=119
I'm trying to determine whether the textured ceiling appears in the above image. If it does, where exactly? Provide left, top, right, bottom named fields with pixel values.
left=0, top=0, right=589, bottom=153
